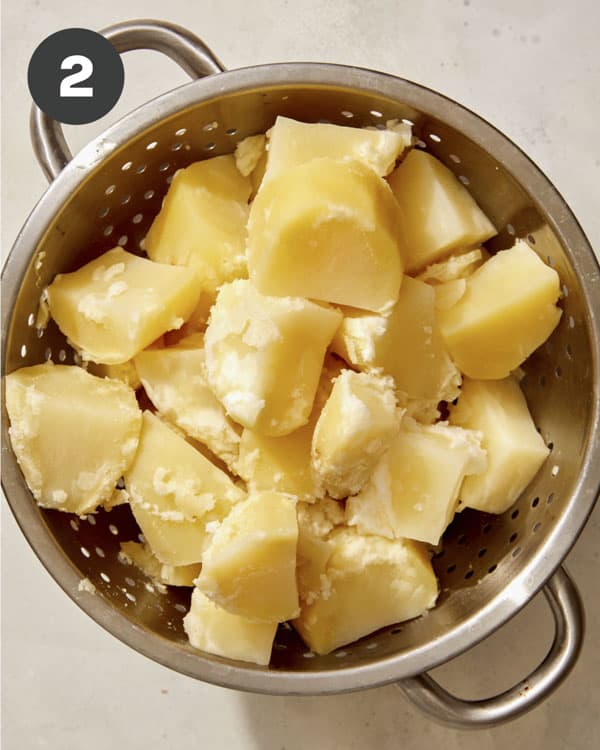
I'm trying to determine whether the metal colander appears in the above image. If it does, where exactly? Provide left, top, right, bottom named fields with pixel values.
left=2, top=20, right=599, bottom=729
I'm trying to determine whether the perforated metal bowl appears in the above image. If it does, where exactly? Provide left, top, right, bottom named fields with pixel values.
left=2, top=20, right=599, bottom=729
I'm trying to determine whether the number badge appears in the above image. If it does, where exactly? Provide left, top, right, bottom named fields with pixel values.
left=28, top=28, right=124, bottom=125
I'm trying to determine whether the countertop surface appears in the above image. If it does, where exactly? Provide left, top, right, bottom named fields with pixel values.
left=2, top=1, right=599, bottom=748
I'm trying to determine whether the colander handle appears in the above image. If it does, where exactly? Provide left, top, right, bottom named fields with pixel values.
left=30, top=19, right=225, bottom=182
left=396, top=566, right=584, bottom=728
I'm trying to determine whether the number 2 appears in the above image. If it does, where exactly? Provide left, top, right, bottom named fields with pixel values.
left=60, top=55, right=93, bottom=98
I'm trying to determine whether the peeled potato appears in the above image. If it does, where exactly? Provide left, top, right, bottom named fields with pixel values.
left=145, top=155, right=251, bottom=293
left=438, top=241, right=562, bottom=378
left=450, top=377, right=550, bottom=514
left=5, top=363, right=141, bottom=515
left=247, top=158, right=406, bottom=313
left=263, top=116, right=411, bottom=182
left=388, top=150, right=496, bottom=271
left=204, top=280, right=342, bottom=436
left=196, top=491, right=299, bottom=623
left=47, top=247, right=200, bottom=364
left=294, top=528, right=438, bottom=655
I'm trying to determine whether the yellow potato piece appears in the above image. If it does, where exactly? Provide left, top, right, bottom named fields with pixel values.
left=47, top=247, right=200, bottom=364
left=5, top=363, right=141, bottom=515
left=119, top=541, right=201, bottom=587
left=184, top=589, right=277, bottom=665
left=388, top=150, right=496, bottom=271
left=332, top=276, right=461, bottom=404
left=204, top=279, right=342, bottom=436
left=294, top=528, right=438, bottom=655
left=236, top=355, right=343, bottom=499
left=346, top=419, right=486, bottom=545
left=134, top=334, right=240, bottom=471
left=438, top=241, right=562, bottom=379
left=235, top=134, right=266, bottom=177
left=247, top=158, right=406, bottom=313
left=124, top=412, right=245, bottom=566
left=196, top=491, right=299, bottom=623
left=450, top=378, right=550, bottom=514
left=145, top=155, right=251, bottom=292
left=312, top=370, right=400, bottom=499
left=237, top=422, right=318, bottom=501
left=263, top=116, right=411, bottom=183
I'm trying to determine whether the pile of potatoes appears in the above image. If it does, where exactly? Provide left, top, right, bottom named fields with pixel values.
left=5, top=116, right=560, bottom=664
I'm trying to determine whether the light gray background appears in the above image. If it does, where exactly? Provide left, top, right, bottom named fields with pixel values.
left=2, top=1, right=599, bottom=748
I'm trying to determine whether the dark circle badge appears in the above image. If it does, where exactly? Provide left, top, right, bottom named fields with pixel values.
left=28, top=28, right=124, bottom=125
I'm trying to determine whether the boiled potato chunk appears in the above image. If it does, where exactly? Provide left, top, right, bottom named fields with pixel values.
left=124, top=412, right=245, bottom=566
left=450, top=377, right=550, bottom=514
left=145, top=155, right=251, bottom=292
left=236, top=356, right=343, bottom=499
left=204, top=280, right=342, bottom=436
left=332, top=276, right=461, bottom=404
left=235, top=134, right=268, bottom=197
left=388, top=150, right=496, bottom=271
left=294, top=528, right=438, bottom=655
left=184, top=588, right=277, bottom=665
left=247, top=158, right=406, bottom=313
left=312, top=370, right=400, bottom=499
left=264, top=116, right=411, bottom=183
left=119, top=541, right=201, bottom=587
left=438, top=241, right=562, bottom=378
left=237, top=421, right=319, bottom=501
left=47, top=247, right=200, bottom=364
left=196, top=491, right=299, bottom=622
left=134, top=334, right=240, bottom=470
left=5, top=363, right=141, bottom=515
left=346, top=420, right=486, bottom=545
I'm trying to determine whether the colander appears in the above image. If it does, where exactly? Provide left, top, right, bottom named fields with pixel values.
left=2, top=19, right=599, bottom=730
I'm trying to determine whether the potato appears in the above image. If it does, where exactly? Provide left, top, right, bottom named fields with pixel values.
left=450, top=377, right=550, bottom=514
left=184, top=589, right=277, bottom=665
left=346, top=419, right=486, bottom=545
left=388, top=150, right=496, bottom=271
left=438, top=241, right=562, bottom=378
left=145, top=155, right=251, bottom=292
left=247, top=158, right=406, bottom=313
left=237, top=421, right=318, bottom=501
left=236, top=356, right=343, bottom=500
left=124, top=412, right=245, bottom=566
left=294, top=528, right=438, bottom=655
left=196, top=491, right=299, bottom=622
left=119, top=541, right=201, bottom=587
left=263, top=116, right=411, bottom=182
left=134, top=334, right=240, bottom=470
left=332, top=276, right=461, bottom=404
left=204, top=280, right=342, bottom=436
left=5, top=363, right=141, bottom=515
left=312, top=370, right=400, bottom=499
left=235, top=134, right=268, bottom=198
left=47, top=247, right=200, bottom=364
